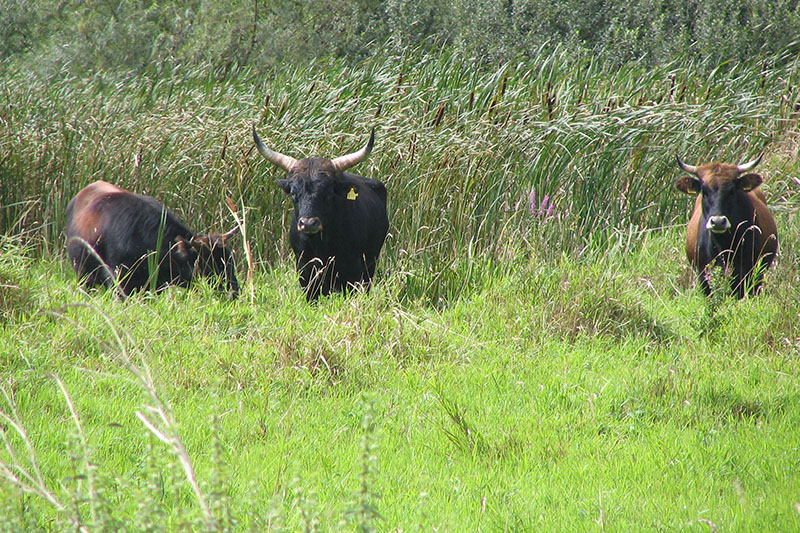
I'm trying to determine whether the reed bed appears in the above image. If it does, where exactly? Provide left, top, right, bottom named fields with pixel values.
left=2, top=46, right=799, bottom=303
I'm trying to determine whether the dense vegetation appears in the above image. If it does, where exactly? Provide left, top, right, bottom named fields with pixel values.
left=3, top=0, right=800, bottom=74
left=2, top=1, right=800, bottom=530
left=4, top=43, right=800, bottom=302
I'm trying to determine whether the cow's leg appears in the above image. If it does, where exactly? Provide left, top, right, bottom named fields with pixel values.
left=298, top=259, right=323, bottom=302
left=733, top=277, right=748, bottom=299
left=698, top=270, right=712, bottom=296
left=362, top=253, right=378, bottom=292
left=742, top=261, right=767, bottom=298
left=320, top=259, right=338, bottom=297
left=67, top=240, right=96, bottom=288
left=67, top=238, right=117, bottom=291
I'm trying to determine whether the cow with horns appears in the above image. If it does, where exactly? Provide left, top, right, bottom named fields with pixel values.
left=252, top=125, right=389, bottom=301
left=66, top=180, right=240, bottom=299
left=674, top=154, right=778, bottom=298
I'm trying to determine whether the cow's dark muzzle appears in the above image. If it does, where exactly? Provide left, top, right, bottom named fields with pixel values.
left=706, top=215, right=731, bottom=234
left=298, top=217, right=323, bottom=234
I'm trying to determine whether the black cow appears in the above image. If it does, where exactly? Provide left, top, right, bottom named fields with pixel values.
left=66, top=180, right=239, bottom=299
left=252, top=125, right=389, bottom=301
left=674, top=154, right=778, bottom=298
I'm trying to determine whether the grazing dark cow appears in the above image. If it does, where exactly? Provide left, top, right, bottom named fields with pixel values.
left=66, top=180, right=239, bottom=299
left=252, top=125, right=389, bottom=301
left=674, top=154, right=778, bottom=298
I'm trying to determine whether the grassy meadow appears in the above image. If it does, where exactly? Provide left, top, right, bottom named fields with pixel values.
left=2, top=46, right=800, bottom=530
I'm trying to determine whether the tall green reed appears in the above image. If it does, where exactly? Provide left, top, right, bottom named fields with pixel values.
left=2, top=46, right=799, bottom=303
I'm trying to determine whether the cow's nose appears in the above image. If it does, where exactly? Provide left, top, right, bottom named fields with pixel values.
left=298, top=217, right=323, bottom=234
left=706, top=215, right=731, bottom=233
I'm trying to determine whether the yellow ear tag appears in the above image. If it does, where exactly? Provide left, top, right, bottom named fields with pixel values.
left=347, top=187, right=358, bottom=201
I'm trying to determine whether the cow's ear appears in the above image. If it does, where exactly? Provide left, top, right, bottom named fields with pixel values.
left=174, top=237, right=193, bottom=259
left=335, top=181, right=359, bottom=200
left=675, top=176, right=701, bottom=195
left=738, top=173, right=762, bottom=191
left=277, top=179, right=292, bottom=195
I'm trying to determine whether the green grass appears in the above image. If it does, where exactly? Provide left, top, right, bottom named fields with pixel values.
left=2, top=221, right=800, bottom=530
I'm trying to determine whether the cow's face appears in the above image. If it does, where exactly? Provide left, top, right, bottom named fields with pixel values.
left=277, top=159, right=357, bottom=235
left=252, top=125, right=374, bottom=234
left=177, top=228, right=240, bottom=299
left=675, top=158, right=763, bottom=234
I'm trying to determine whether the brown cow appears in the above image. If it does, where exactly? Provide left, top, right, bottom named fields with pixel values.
left=66, top=180, right=239, bottom=298
left=674, top=154, right=778, bottom=298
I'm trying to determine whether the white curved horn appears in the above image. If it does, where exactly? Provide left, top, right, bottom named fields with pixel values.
left=252, top=124, right=297, bottom=171
left=220, top=226, right=239, bottom=241
left=676, top=155, right=699, bottom=175
left=331, top=128, right=375, bottom=172
left=736, top=153, right=763, bottom=173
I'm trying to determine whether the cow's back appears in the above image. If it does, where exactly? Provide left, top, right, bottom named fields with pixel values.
left=66, top=181, right=127, bottom=244
left=66, top=181, right=195, bottom=293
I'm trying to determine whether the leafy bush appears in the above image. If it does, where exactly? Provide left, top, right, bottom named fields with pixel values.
left=4, top=0, right=800, bottom=75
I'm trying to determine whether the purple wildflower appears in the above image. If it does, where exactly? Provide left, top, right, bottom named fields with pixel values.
left=529, top=190, right=557, bottom=220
